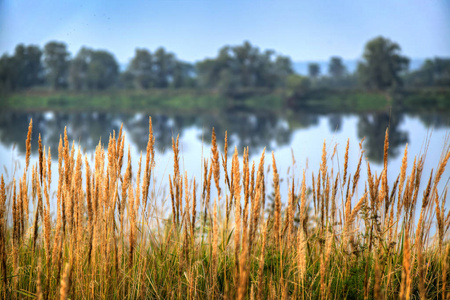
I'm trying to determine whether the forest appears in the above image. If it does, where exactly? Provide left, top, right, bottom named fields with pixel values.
left=1, top=36, right=449, bottom=98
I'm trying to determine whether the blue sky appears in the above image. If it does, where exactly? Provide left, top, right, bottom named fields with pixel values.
left=0, top=0, right=449, bottom=64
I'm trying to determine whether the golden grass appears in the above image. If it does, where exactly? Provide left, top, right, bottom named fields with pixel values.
left=0, top=118, right=449, bottom=299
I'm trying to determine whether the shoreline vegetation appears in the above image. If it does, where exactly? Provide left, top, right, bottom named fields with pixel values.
left=2, top=88, right=450, bottom=114
left=1, top=118, right=449, bottom=299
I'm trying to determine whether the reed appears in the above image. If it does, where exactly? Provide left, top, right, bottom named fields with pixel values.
left=0, top=119, right=448, bottom=299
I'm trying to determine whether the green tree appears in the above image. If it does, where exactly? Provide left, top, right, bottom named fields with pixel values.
left=128, top=49, right=154, bottom=89
left=357, top=36, right=409, bottom=90
left=154, top=47, right=175, bottom=88
left=69, top=48, right=90, bottom=90
left=196, top=46, right=232, bottom=88
left=272, top=55, right=294, bottom=87
left=44, top=41, right=70, bottom=90
left=69, top=47, right=118, bottom=90
left=232, top=41, right=259, bottom=87
left=88, top=50, right=119, bottom=89
left=328, top=57, right=346, bottom=80
left=286, top=74, right=310, bottom=99
left=406, top=58, right=450, bottom=87
left=11, top=44, right=44, bottom=89
left=308, top=63, right=320, bottom=80
left=172, top=61, right=195, bottom=88
left=0, top=54, right=17, bottom=91
left=196, top=41, right=293, bottom=92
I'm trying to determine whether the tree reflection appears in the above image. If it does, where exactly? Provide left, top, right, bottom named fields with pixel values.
left=418, top=113, right=450, bottom=129
left=0, top=110, right=308, bottom=158
left=357, top=112, right=408, bottom=163
left=2, top=109, right=447, bottom=167
left=328, top=114, right=343, bottom=133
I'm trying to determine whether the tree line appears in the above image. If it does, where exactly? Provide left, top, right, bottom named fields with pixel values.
left=0, top=37, right=449, bottom=96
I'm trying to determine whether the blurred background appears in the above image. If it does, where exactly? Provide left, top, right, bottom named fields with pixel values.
left=0, top=0, right=449, bottom=200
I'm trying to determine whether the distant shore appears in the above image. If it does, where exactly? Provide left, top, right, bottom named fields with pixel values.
left=1, top=87, right=450, bottom=114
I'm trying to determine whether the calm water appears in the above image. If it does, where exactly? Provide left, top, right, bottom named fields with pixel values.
left=1, top=108, right=449, bottom=214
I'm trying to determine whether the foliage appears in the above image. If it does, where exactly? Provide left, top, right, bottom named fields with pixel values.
left=357, top=36, right=410, bottom=91
left=405, top=57, right=450, bottom=87
left=69, top=47, right=119, bottom=91
left=286, top=74, right=310, bottom=99
left=0, top=44, right=43, bottom=91
left=44, top=41, right=71, bottom=90
left=328, top=56, right=347, bottom=80
left=0, top=38, right=448, bottom=98
left=196, top=41, right=293, bottom=94
left=308, top=63, right=320, bottom=80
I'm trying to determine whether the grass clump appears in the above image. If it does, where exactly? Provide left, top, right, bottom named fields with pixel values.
left=0, top=118, right=449, bottom=299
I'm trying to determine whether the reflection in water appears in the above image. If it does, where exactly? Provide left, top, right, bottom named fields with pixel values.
left=357, top=113, right=408, bottom=163
left=327, top=114, right=343, bottom=133
left=0, top=109, right=448, bottom=165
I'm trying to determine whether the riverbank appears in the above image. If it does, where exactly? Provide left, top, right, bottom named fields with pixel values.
left=1, top=88, right=450, bottom=114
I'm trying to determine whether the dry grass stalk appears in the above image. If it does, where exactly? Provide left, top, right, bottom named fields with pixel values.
left=26, top=118, right=33, bottom=171
left=399, top=226, right=411, bottom=300
left=320, top=232, right=333, bottom=300
left=373, top=252, right=382, bottom=300
left=237, top=214, right=249, bottom=300
left=352, top=147, right=364, bottom=198
left=169, top=174, right=176, bottom=225
left=59, top=263, right=71, bottom=300
left=142, top=117, right=155, bottom=212
left=191, top=178, right=197, bottom=238
left=0, top=175, right=6, bottom=296
left=299, top=170, right=307, bottom=234
left=297, top=227, right=307, bottom=284
left=36, top=259, right=44, bottom=300
left=443, top=244, right=449, bottom=300
left=383, top=128, right=389, bottom=171
left=256, top=220, right=268, bottom=300
left=233, top=147, right=242, bottom=285
left=211, top=128, right=221, bottom=197
left=128, top=183, right=136, bottom=268
left=272, top=152, right=281, bottom=246
left=434, top=188, right=444, bottom=250
left=243, top=147, right=250, bottom=232
left=222, top=131, right=231, bottom=191
left=39, top=133, right=43, bottom=185
left=250, top=150, right=264, bottom=251
left=212, top=198, right=218, bottom=294
left=343, top=138, right=349, bottom=186
left=282, top=177, right=295, bottom=241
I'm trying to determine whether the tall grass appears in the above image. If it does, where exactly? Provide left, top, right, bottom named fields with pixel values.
left=0, top=117, right=449, bottom=299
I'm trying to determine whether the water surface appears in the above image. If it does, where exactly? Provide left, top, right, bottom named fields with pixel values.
left=1, top=107, right=449, bottom=213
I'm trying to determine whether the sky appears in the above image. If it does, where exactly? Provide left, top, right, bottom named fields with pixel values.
left=0, top=0, right=449, bottom=64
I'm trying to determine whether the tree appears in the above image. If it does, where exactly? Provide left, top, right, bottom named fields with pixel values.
left=69, top=47, right=118, bottom=90
left=44, top=41, right=70, bottom=90
left=196, top=41, right=293, bottom=92
left=286, top=74, right=310, bottom=99
left=272, top=55, right=294, bottom=87
left=405, top=57, right=450, bottom=87
left=69, top=48, right=90, bottom=90
left=88, top=50, right=119, bottom=90
left=153, top=47, right=175, bottom=88
left=308, top=63, right=320, bottom=80
left=357, top=113, right=407, bottom=163
left=196, top=46, right=232, bottom=88
left=172, top=61, right=195, bottom=88
left=357, top=36, right=409, bottom=90
left=328, top=57, right=346, bottom=80
left=128, top=49, right=154, bottom=89
left=0, top=54, right=17, bottom=91
left=12, top=44, right=44, bottom=89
